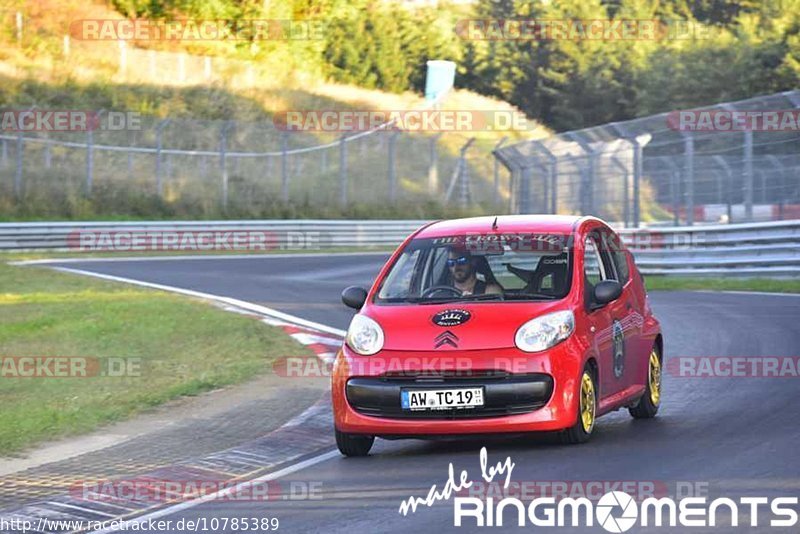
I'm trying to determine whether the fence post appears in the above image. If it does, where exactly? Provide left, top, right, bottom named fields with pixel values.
left=127, top=131, right=134, bottom=178
left=682, top=132, right=694, bottom=225
left=14, top=131, right=23, bottom=198
left=43, top=134, right=51, bottom=169
left=1, top=138, right=8, bottom=168
left=155, top=119, right=170, bottom=197
left=86, top=128, right=94, bottom=196
left=491, top=145, right=520, bottom=213
left=566, top=132, right=596, bottom=216
left=15, top=12, right=22, bottom=43
left=493, top=137, right=507, bottom=204
left=148, top=50, right=156, bottom=78
left=388, top=132, right=399, bottom=203
left=631, top=138, right=644, bottom=227
left=444, top=138, right=475, bottom=206
left=280, top=132, right=289, bottom=202
left=670, top=170, right=679, bottom=226
left=178, top=53, right=186, bottom=82
left=712, top=156, right=733, bottom=223
left=427, top=133, right=441, bottom=194
left=220, top=122, right=233, bottom=211
left=118, top=41, right=127, bottom=73
left=339, top=135, right=348, bottom=207
left=743, top=129, right=754, bottom=221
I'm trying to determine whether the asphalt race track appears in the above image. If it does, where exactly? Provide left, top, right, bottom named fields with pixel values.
left=40, top=254, right=800, bottom=533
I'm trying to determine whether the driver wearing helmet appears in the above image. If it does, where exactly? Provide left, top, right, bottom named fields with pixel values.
left=447, top=248, right=503, bottom=296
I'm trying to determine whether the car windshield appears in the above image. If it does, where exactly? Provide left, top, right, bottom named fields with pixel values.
left=375, top=233, right=572, bottom=304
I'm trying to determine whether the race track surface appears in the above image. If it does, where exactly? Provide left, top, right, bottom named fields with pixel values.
left=42, top=254, right=800, bottom=533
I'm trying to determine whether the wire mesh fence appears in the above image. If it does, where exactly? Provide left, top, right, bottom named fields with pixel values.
left=0, top=115, right=507, bottom=216
left=495, top=90, right=800, bottom=226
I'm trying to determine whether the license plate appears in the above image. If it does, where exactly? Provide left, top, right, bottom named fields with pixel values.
left=401, top=388, right=484, bottom=411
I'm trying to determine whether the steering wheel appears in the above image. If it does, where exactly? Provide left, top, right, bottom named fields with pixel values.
left=421, top=285, right=462, bottom=299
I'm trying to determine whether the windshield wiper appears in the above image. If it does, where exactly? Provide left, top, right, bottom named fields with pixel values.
left=413, top=293, right=505, bottom=305
left=503, top=293, right=560, bottom=300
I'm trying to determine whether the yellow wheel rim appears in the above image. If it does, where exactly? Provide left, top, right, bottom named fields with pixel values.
left=648, top=350, right=662, bottom=406
left=579, top=372, right=596, bottom=433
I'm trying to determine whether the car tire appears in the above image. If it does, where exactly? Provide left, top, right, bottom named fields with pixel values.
left=561, top=365, right=597, bottom=445
left=629, top=345, right=662, bottom=419
left=335, top=428, right=374, bottom=457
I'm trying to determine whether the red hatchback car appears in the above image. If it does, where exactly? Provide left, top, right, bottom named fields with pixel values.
left=332, top=215, right=663, bottom=456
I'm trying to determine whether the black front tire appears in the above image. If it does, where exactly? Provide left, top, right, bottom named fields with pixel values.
left=335, top=428, right=374, bottom=457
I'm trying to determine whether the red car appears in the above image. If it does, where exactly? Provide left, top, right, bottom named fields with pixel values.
left=332, top=215, right=663, bottom=456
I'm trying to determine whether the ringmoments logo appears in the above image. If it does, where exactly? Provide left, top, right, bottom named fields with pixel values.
left=396, top=447, right=799, bottom=531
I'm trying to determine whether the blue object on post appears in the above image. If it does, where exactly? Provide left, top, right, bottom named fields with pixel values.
left=424, top=60, right=456, bottom=103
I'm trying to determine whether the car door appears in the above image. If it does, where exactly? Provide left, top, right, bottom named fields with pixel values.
left=595, top=228, right=641, bottom=394
left=581, top=234, right=618, bottom=400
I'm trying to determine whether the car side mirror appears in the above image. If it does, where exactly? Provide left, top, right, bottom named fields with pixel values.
left=593, top=280, right=622, bottom=306
left=342, top=286, right=368, bottom=310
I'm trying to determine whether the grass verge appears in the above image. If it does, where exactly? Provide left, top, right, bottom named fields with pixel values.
left=0, top=261, right=313, bottom=456
left=645, top=276, right=800, bottom=294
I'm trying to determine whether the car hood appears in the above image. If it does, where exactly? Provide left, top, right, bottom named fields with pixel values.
left=364, top=301, right=565, bottom=351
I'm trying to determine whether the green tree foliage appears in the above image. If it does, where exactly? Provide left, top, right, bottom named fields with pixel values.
left=108, top=0, right=800, bottom=131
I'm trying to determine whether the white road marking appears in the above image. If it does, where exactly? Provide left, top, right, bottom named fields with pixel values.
left=18, top=263, right=347, bottom=534
left=46, top=266, right=346, bottom=337
left=85, top=450, right=341, bottom=534
left=693, top=289, right=800, bottom=298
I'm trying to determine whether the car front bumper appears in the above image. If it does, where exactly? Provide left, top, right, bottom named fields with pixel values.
left=332, top=342, right=586, bottom=436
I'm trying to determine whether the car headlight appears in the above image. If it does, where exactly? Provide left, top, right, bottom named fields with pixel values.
left=346, top=314, right=384, bottom=356
left=515, top=310, right=575, bottom=353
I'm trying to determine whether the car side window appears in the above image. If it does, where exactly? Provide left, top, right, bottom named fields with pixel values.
left=607, top=232, right=630, bottom=284
left=583, top=236, right=605, bottom=287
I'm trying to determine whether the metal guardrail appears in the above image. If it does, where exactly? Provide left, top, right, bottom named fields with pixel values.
left=1, top=219, right=798, bottom=277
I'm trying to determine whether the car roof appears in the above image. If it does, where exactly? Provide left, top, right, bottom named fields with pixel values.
left=415, top=215, right=587, bottom=239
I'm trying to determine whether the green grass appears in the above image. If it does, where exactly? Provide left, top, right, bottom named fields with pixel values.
left=0, top=261, right=313, bottom=455
left=645, top=277, right=800, bottom=294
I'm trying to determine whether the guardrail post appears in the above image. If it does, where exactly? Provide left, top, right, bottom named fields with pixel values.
left=388, top=131, right=399, bottom=204
left=493, top=137, right=507, bottom=205
left=280, top=132, right=289, bottom=202
left=743, top=129, right=754, bottom=221
left=14, top=132, right=23, bottom=198
left=155, top=119, right=169, bottom=197
left=339, top=135, right=348, bottom=207
left=427, top=133, right=442, bottom=195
